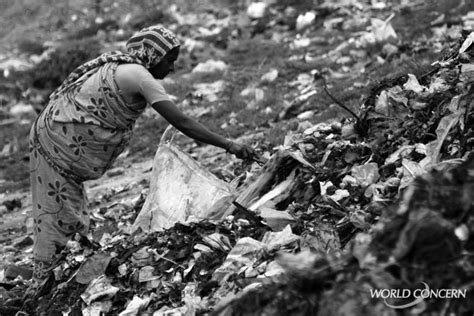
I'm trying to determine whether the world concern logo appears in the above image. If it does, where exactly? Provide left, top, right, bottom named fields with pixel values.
left=370, top=282, right=467, bottom=309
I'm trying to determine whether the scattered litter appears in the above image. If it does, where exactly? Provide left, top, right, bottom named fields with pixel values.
left=296, top=12, right=316, bottom=31
left=260, top=69, right=278, bottom=83
left=371, top=14, right=397, bottom=42
left=261, top=225, right=299, bottom=251
left=81, top=275, right=120, bottom=305
left=119, top=295, right=154, bottom=315
left=75, top=253, right=112, bottom=284
left=2, top=4, right=473, bottom=316
left=247, top=2, right=267, bottom=19
left=9, top=103, right=36, bottom=117
left=259, top=207, right=296, bottom=231
left=213, top=237, right=266, bottom=282
left=193, top=80, right=226, bottom=102
left=192, top=60, right=228, bottom=74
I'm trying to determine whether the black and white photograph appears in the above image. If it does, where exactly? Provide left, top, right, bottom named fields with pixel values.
left=0, top=0, right=473, bottom=315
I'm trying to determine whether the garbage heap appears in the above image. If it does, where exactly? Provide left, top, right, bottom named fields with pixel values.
left=10, top=34, right=474, bottom=316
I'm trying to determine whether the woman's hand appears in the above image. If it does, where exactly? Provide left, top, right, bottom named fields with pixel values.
left=227, top=141, right=259, bottom=161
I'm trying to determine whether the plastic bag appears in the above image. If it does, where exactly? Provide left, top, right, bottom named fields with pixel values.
left=133, top=126, right=236, bottom=232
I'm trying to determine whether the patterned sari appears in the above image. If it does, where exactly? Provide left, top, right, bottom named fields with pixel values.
left=29, top=62, right=147, bottom=279
left=29, top=24, right=180, bottom=282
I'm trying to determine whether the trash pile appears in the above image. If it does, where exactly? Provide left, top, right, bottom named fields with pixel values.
left=213, top=33, right=474, bottom=315
left=0, top=30, right=470, bottom=315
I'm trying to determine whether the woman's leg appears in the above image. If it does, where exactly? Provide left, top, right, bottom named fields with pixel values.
left=29, top=134, right=90, bottom=282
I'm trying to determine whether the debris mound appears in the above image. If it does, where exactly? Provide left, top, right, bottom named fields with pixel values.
left=2, top=18, right=474, bottom=316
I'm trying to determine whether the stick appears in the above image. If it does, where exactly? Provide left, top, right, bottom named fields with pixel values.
left=321, top=77, right=360, bottom=120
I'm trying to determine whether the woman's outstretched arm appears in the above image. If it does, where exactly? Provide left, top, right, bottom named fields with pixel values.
left=151, top=100, right=256, bottom=160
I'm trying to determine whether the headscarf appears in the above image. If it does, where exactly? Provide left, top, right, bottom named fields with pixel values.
left=50, top=25, right=180, bottom=100
left=126, top=25, right=180, bottom=68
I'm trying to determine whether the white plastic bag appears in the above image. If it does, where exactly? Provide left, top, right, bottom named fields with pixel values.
left=133, top=126, right=235, bottom=232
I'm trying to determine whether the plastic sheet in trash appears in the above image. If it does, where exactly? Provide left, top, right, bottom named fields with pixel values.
left=133, top=126, right=236, bottom=232
left=80, top=275, right=120, bottom=305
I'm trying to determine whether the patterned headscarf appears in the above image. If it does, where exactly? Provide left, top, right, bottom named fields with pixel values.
left=126, top=25, right=180, bottom=68
left=50, top=25, right=180, bottom=100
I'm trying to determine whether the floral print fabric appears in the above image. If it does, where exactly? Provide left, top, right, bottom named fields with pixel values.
left=29, top=62, right=146, bottom=280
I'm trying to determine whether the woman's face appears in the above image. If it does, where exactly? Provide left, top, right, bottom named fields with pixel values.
left=149, top=46, right=180, bottom=79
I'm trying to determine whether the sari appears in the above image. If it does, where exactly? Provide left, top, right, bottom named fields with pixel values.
left=29, top=62, right=144, bottom=279
left=28, top=25, right=180, bottom=281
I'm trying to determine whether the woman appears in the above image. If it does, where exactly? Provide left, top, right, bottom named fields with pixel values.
left=29, top=25, right=257, bottom=283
